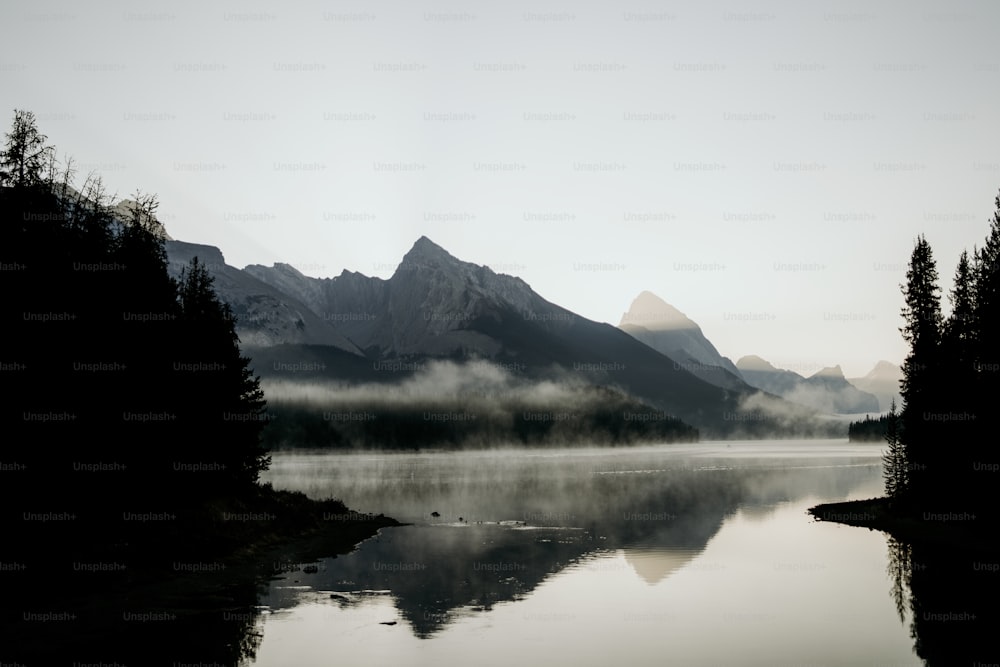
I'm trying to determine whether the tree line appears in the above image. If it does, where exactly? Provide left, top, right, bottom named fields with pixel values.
left=0, top=109, right=270, bottom=531
left=848, top=413, right=889, bottom=442
left=882, top=189, right=1000, bottom=525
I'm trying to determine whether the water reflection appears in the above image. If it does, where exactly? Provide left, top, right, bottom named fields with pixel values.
left=623, top=547, right=702, bottom=585
left=886, top=535, right=1000, bottom=666
left=259, top=443, right=882, bottom=641
left=265, top=524, right=594, bottom=638
left=0, top=546, right=267, bottom=666
left=17, top=442, right=989, bottom=665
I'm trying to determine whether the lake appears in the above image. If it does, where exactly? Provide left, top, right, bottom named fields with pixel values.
left=253, top=440, right=922, bottom=666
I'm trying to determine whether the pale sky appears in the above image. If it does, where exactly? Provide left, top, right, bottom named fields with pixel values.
left=3, top=0, right=998, bottom=377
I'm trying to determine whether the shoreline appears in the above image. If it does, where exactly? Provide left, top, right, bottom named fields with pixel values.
left=808, top=497, right=1000, bottom=551
left=0, top=484, right=403, bottom=663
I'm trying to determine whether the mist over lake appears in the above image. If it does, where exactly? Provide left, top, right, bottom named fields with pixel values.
left=253, top=441, right=921, bottom=666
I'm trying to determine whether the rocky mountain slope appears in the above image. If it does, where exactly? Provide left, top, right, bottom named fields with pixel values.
left=164, top=240, right=363, bottom=355
left=168, top=236, right=838, bottom=437
left=619, top=291, right=747, bottom=391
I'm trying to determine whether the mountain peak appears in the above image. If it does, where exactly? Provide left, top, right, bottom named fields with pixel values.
left=270, top=262, right=308, bottom=278
left=867, top=360, right=901, bottom=377
left=811, top=365, right=845, bottom=380
left=165, top=239, right=224, bottom=268
left=849, top=361, right=903, bottom=412
left=620, top=292, right=747, bottom=389
left=110, top=198, right=173, bottom=240
left=398, top=236, right=479, bottom=280
left=620, top=291, right=696, bottom=331
left=406, top=235, right=451, bottom=257
left=735, top=355, right=778, bottom=372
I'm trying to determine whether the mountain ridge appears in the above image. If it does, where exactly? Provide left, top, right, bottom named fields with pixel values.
left=848, top=361, right=904, bottom=412
left=164, top=239, right=364, bottom=355
left=736, top=355, right=879, bottom=414
left=168, top=235, right=840, bottom=437
left=618, top=291, right=746, bottom=391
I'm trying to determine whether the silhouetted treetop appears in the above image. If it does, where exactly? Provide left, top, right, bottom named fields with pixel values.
left=0, top=109, right=54, bottom=189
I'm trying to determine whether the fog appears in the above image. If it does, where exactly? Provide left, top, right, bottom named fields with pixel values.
left=260, top=359, right=697, bottom=448
left=719, top=389, right=847, bottom=440
left=260, top=442, right=885, bottom=639
left=264, top=442, right=880, bottom=529
left=262, top=359, right=588, bottom=410
left=782, top=383, right=879, bottom=417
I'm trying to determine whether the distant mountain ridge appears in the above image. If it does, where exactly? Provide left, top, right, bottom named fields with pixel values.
left=242, top=237, right=747, bottom=434
left=245, top=236, right=553, bottom=358
left=736, top=355, right=879, bottom=414
left=848, top=361, right=903, bottom=411
left=166, top=235, right=841, bottom=438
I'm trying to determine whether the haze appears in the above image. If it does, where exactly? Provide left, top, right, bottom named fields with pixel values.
left=3, top=0, right=998, bottom=376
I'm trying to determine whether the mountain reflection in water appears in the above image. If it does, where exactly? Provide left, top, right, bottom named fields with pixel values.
left=259, top=443, right=882, bottom=640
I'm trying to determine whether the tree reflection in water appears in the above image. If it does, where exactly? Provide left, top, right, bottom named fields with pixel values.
left=885, top=535, right=1000, bottom=666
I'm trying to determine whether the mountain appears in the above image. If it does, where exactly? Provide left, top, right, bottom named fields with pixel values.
left=735, top=355, right=805, bottom=396
left=736, top=356, right=879, bottom=414
left=163, top=235, right=838, bottom=438
left=848, top=361, right=903, bottom=412
left=164, top=240, right=363, bottom=355
left=112, top=198, right=173, bottom=239
left=618, top=291, right=747, bottom=391
left=802, top=365, right=880, bottom=413
left=245, top=237, right=835, bottom=437
left=246, top=236, right=560, bottom=358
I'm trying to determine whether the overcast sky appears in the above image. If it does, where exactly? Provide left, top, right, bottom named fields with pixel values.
left=3, top=0, right=998, bottom=377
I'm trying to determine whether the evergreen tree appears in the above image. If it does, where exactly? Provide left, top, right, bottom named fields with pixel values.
left=1, top=109, right=270, bottom=519
left=882, top=399, right=906, bottom=500
left=848, top=413, right=888, bottom=442
left=885, top=536, right=912, bottom=624
left=176, top=257, right=270, bottom=491
left=974, top=190, right=1000, bottom=343
left=106, top=192, right=183, bottom=497
left=0, top=109, right=53, bottom=189
left=114, top=192, right=177, bottom=316
left=968, top=192, right=1000, bottom=513
left=898, top=234, right=943, bottom=504
left=945, top=250, right=977, bottom=356
left=939, top=250, right=980, bottom=499
left=972, top=192, right=1000, bottom=402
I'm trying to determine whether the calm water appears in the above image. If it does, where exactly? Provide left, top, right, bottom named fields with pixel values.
left=253, top=440, right=921, bottom=666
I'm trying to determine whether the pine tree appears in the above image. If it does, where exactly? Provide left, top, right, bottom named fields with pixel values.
left=968, top=192, right=1000, bottom=513
left=973, top=191, right=1000, bottom=400
left=885, top=536, right=912, bottom=623
left=114, top=192, right=176, bottom=314
left=939, top=250, right=980, bottom=500
left=176, top=257, right=270, bottom=491
left=898, top=234, right=943, bottom=504
left=945, top=250, right=977, bottom=355
left=882, top=398, right=906, bottom=500
left=0, top=109, right=54, bottom=188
